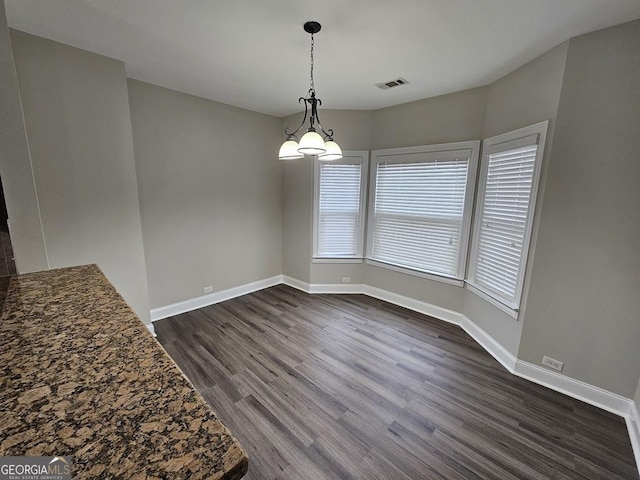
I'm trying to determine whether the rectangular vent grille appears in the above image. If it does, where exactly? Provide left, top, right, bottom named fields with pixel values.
left=376, top=77, right=409, bottom=90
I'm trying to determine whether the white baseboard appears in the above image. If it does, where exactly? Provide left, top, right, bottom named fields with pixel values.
left=626, top=401, right=640, bottom=476
left=362, top=285, right=464, bottom=325
left=459, top=316, right=518, bottom=372
left=513, top=360, right=633, bottom=416
left=281, top=275, right=311, bottom=293
left=281, top=277, right=363, bottom=295
left=146, top=323, right=156, bottom=337
left=309, top=283, right=364, bottom=294
left=150, top=275, right=283, bottom=321
left=150, top=274, right=639, bottom=472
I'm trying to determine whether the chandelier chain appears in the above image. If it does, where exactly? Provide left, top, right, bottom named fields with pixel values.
left=309, top=33, right=315, bottom=92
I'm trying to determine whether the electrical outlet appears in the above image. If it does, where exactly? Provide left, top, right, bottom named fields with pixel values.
left=204, top=285, right=213, bottom=294
left=342, top=277, right=351, bottom=283
left=542, top=355, right=564, bottom=372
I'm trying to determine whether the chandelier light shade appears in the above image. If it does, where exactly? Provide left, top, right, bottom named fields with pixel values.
left=278, top=139, right=304, bottom=160
left=298, top=130, right=326, bottom=155
left=279, top=21, right=342, bottom=161
left=319, top=140, right=343, bottom=161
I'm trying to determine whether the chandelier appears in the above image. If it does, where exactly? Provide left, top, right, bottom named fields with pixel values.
left=278, top=21, right=342, bottom=161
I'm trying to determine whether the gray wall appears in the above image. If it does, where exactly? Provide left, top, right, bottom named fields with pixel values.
left=128, top=80, right=283, bottom=309
left=518, top=20, right=640, bottom=397
left=282, top=157, right=313, bottom=283
left=483, top=42, right=569, bottom=139
left=0, top=2, right=48, bottom=273
left=11, top=30, right=151, bottom=323
left=372, top=87, right=488, bottom=150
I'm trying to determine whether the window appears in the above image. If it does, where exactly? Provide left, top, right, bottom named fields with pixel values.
left=313, top=151, right=368, bottom=259
left=367, top=142, right=479, bottom=281
left=468, top=121, right=548, bottom=312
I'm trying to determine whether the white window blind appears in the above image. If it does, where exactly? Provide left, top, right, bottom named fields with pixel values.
left=469, top=121, right=548, bottom=311
left=368, top=143, right=479, bottom=280
left=314, top=152, right=368, bottom=258
left=474, top=145, right=536, bottom=301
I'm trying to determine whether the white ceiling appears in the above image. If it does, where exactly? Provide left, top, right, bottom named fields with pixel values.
left=6, top=0, right=640, bottom=117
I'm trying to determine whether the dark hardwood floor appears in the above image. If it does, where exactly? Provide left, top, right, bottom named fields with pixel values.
left=155, top=285, right=639, bottom=480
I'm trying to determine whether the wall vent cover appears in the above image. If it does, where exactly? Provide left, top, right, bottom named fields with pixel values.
left=376, top=77, right=409, bottom=90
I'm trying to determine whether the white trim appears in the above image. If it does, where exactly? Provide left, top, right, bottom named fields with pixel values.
left=465, top=282, right=519, bottom=319
left=281, top=277, right=364, bottom=295
left=628, top=401, right=640, bottom=478
left=460, top=316, right=518, bottom=372
left=365, top=259, right=464, bottom=287
left=362, top=284, right=464, bottom=325
left=281, top=275, right=311, bottom=293
left=150, top=275, right=282, bottom=321
left=146, top=323, right=156, bottom=337
left=483, top=133, right=539, bottom=156
left=309, top=283, right=364, bottom=294
left=370, top=141, right=480, bottom=158
left=312, top=257, right=364, bottom=264
left=513, top=360, right=633, bottom=417
left=313, top=151, right=369, bottom=259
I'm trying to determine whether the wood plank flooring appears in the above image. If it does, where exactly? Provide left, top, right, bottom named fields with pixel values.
left=155, top=285, right=639, bottom=480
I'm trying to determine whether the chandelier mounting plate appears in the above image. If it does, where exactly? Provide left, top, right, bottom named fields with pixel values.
left=303, top=21, right=321, bottom=34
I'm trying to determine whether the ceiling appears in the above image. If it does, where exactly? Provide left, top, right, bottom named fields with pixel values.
left=6, top=0, right=640, bottom=117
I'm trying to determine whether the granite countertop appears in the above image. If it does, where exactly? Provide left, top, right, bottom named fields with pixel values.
left=0, top=264, right=248, bottom=479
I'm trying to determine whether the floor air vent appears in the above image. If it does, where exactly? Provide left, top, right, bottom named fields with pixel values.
left=376, top=77, right=409, bottom=90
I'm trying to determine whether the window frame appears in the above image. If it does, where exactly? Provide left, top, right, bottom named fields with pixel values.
left=467, top=121, right=549, bottom=314
left=312, top=150, right=369, bottom=261
left=366, top=141, right=480, bottom=283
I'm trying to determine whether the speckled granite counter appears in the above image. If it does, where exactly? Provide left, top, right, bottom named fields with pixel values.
left=0, top=265, right=248, bottom=479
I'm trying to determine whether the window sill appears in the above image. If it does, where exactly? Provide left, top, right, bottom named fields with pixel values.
left=365, top=259, right=464, bottom=287
left=465, top=283, right=519, bottom=319
left=312, top=257, right=364, bottom=264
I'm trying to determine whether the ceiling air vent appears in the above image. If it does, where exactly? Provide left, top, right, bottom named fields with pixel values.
left=376, top=77, right=409, bottom=90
